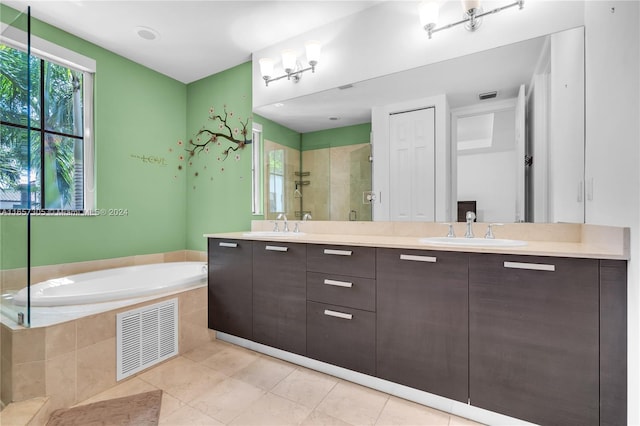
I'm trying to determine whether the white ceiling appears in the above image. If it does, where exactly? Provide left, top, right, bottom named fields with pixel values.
left=3, top=0, right=380, bottom=84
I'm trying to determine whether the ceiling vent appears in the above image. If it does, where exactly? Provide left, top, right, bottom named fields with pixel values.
left=479, top=91, right=498, bottom=100
left=338, top=84, right=354, bottom=90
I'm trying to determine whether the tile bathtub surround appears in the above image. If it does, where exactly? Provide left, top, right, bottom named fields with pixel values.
left=0, top=286, right=211, bottom=414
left=0, top=339, right=484, bottom=426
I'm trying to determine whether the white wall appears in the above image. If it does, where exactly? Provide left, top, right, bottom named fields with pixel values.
left=458, top=150, right=516, bottom=223
left=584, top=2, right=640, bottom=424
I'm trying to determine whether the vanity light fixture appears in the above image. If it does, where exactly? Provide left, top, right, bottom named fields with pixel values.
left=419, top=0, right=524, bottom=39
left=259, top=41, right=322, bottom=87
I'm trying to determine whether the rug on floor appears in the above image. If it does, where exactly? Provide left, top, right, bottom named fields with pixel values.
left=46, top=389, right=162, bottom=426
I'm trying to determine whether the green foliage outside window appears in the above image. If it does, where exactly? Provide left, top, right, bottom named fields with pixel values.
left=0, top=43, right=84, bottom=210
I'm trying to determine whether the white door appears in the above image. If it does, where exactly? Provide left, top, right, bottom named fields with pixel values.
left=389, top=107, right=435, bottom=221
left=514, top=84, right=526, bottom=222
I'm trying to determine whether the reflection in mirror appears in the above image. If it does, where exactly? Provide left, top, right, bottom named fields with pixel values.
left=455, top=103, right=517, bottom=223
left=256, top=27, right=585, bottom=223
left=263, top=138, right=299, bottom=220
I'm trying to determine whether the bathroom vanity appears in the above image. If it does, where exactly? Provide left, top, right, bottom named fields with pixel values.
left=205, top=221, right=628, bottom=426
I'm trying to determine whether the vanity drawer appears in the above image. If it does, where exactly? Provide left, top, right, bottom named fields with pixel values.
left=307, top=272, right=375, bottom=312
left=307, top=301, right=376, bottom=376
left=307, top=244, right=375, bottom=278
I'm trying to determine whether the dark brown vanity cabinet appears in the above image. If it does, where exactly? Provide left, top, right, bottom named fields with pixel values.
left=376, top=248, right=469, bottom=403
left=469, top=254, right=600, bottom=426
left=306, top=245, right=377, bottom=375
left=252, top=241, right=307, bottom=355
left=207, top=238, right=253, bottom=340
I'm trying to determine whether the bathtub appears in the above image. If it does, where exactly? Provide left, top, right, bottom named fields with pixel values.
left=12, top=262, right=207, bottom=307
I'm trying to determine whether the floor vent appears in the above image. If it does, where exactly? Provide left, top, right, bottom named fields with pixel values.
left=116, top=298, right=178, bottom=381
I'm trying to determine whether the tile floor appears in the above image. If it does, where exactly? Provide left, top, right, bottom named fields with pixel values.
left=70, top=339, right=483, bottom=426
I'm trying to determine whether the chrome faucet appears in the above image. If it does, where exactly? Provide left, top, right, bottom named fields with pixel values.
left=484, top=223, right=503, bottom=239
left=303, top=213, right=312, bottom=221
left=465, top=211, right=476, bottom=238
left=276, top=213, right=289, bottom=232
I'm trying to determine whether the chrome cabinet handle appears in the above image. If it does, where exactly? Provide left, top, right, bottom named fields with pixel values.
left=324, top=309, right=353, bottom=320
left=504, top=261, right=555, bottom=272
left=323, top=278, right=353, bottom=288
left=266, top=245, right=288, bottom=252
left=400, top=254, right=437, bottom=263
left=218, top=242, right=238, bottom=248
left=323, top=249, right=353, bottom=256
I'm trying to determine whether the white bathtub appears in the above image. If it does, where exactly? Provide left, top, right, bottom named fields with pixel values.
left=12, top=262, right=207, bottom=307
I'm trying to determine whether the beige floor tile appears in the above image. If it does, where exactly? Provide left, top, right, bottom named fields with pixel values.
left=76, top=377, right=158, bottom=406
left=182, top=339, right=228, bottom=363
left=159, top=404, right=224, bottom=426
left=232, top=355, right=296, bottom=391
left=200, top=345, right=260, bottom=376
left=230, top=392, right=313, bottom=426
left=271, top=367, right=339, bottom=409
left=316, top=381, right=389, bottom=426
left=301, top=409, right=355, bottom=426
left=189, top=377, right=265, bottom=424
left=376, top=396, right=451, bottom=426
left=449, top=414, right=485, bottom=426
left=138, top=356, right=226, bottom=403
left=158, top=392, right=185, bottom=420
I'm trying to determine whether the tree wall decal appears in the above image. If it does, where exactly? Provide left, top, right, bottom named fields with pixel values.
left=186, top=105, right=251, bottom=161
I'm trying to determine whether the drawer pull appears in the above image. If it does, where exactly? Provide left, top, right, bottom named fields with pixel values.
left=323, top=249, right=353, bottom=256
left=324, top=309, right=353, bottom=320
left=323, top=279, right=353, bottom=288
left=400, top=254, right=437, bottom=263
left=266, top=245, right=289, bottom=252
left=504, top=261, right=555, bottom=272
left=218, top=242, right=238, bottom=248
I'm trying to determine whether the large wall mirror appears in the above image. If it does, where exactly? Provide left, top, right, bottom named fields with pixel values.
left=255, top=26, right=585, bottom=223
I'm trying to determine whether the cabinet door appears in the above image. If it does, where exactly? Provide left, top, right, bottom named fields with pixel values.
left=599, top=260, right=627, bottom=426
left=208, top=238, right=253, bottom=340
left=307, top=301, right=376, bottom=375
left=376, top=248, right=468, bottom=402
left=253, top=241, right=307, bottom=355
left=469, top=254, right=599, bottom=426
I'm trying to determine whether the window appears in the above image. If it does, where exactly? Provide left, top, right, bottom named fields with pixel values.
left=268, top=149, right=285, bottom=214
left=0, top=31, right=94, bottom=212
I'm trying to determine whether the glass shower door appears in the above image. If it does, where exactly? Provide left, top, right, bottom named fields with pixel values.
left=1, top=5, right=34, bottom=327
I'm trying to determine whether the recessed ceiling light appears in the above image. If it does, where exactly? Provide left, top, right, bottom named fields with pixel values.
left=135, top=26, right=159, bottom=41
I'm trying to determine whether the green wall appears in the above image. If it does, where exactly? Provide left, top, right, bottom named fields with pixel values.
left=1, top=6, right=187, bottom=269
left=185, top=62, right=256, bottom=251
left=301, top=123, right=371, bottom=151
left=254, top=114, right=301, bottom=150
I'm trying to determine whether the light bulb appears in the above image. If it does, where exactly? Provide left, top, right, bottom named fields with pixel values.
left=258, top=58, right=274, bottom=80
left=281, top=49, right=297, bottom=74
left=418, top=0, right=440, bottom=29
left=305, top=41, right=322, bottom=67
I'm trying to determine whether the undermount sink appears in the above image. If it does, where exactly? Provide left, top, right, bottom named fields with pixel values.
left=419, top=236, right=527, bottom=247
left=243, top=231, right=306, bottom=237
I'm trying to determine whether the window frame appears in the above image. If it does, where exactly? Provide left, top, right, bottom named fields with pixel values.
left=1, top=24, right=95, bottom=214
